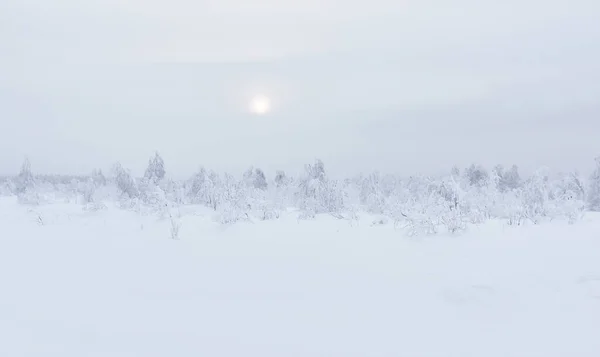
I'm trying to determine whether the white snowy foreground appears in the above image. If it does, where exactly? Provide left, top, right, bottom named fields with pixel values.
left=1, top=199, right=600, bottom=357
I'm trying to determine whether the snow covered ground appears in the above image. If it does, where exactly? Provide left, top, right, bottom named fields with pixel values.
left=1, top=198, right=600, bottom=357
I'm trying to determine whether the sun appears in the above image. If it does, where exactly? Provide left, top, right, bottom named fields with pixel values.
left=249, top=95, right=271, bottom=115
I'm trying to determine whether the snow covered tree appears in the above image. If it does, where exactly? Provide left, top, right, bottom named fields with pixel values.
left=359, top=172, right=386, bottom=213
left=144, top=152, right=166, bottom=185
left=242, top=166, right=254, bottom=185
left=501, top=165, right=521, bottom=191
left=253, top=168, right=268, bottom=190
left=307, top=159, right=326, bottom=182
left=450, top=165, right=461, bottom=179
left=161, top=178, right=184, bottom=205
left=185, top=167, right=222, bottom=209
left=297, top=159, right=345, bottom=217
left=91, top=169, right=106, bottom=186
left=15, top=158, right=35, bottom=194
left=521, top=168, right=550, bottom=223
left=298, top=160, right=326, bottom=201
left=15, top=158, right=40, bottom=205
left=217, top=173, right=250, bottom=224
left=11, top=149, right=600, bottom=229
left=587, top=157, right=600, bottom=211
left=139, top=153, right=168, bottom=207
left=0, top=177, right=14, bottom=196
left=242, top=166, right=268, bottom=190
left=274, top=170, right=289, bottom=188
left=186, top=167, right=208, bottom=204
left=206, top=170, right=221, bottom=210
left=465, top=164, right=489, bottom=187
left=139, top=180, right=165, bottom=207
left=554, top=172, right=585, bottom=201
left=550, top=171, right=585, bottom=223
left=112, top=162, right=139, bottom=199
left=82, top=178, right=97, bottom=204
left=490, top=164, right=504, bottom=192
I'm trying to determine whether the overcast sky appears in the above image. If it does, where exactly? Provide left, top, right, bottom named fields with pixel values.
left=1, top=0, right=599, bottom=178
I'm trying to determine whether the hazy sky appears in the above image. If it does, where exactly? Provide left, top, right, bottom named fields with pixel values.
left=1, top=0, right=599, bottom=177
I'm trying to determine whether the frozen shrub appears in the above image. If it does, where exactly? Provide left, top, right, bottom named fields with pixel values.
left=297, top=159, right=345, bottom=216
left=274, top=170, right=289, bottom=188
left=112, top=163, right=139, bottom=199
left=15, top=158, right=35, bottom=195
left=588, top=157, right=600, bottom=211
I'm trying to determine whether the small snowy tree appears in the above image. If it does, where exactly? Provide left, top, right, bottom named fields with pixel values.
left=450, top=165, right=461, bottom=179
left=206, top=170, right=221, bottom=210
left=492, top=164, right=505, bottom=192
left=521, top=168, right=550, bottom=224
left=112, top=163, right=139, bottom=199
left=82, top=178, right=96, bottom=203
left=144, top=152, right=166, bottom=185
left=15, top=158, right=35, bottom=195
left=551, top=171, right=585, bottom=223
left=186, top=167, right=206, bottom=204
left=139, top=180, right=165, bottom=208
left=242, top=166, right=268, bottom=190
left=15, top=158, right=43, bottom=205
left=186, top=169, right=221, bottom=210
left=274, top=170, right=288, bottom=188
left=253, top=168, right=268, bottom=190
left=502, top=165, right=522, bottom=191
left=297, top=159, right=345, bottom=217
left=217, top=173, right=250, bottom=224
left=81, top=177, right=108, bottom=211
left=0, top=177, right=14, bottom=196
left=91, top=169, right=106, bottom=186
left=242, top=166, right=255, bottom=186
left=359, top=172, right=386, bottom=214
left=587, top=157, right=600, bottom=211
left=465, top=164, right=489, bottom=188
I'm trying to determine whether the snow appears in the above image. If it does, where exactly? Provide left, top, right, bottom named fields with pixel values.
left=1, top=198, right=600, bottom=357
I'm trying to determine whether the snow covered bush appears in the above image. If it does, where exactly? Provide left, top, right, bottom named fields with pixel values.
left=217, top=174, right=250, bottom=224
left=112, top=163, right=139, bottom=199
left=3, top=153, right=600, bottom=232
left=0, top=178, right=14, bottom=196
left=186, top=169, right=221, bottom=210
left=14, top=158, right=42, bottom=205
left=14, top=158, right=35, bottom=195
left=587, top=157, right=600, bottom=211
left=520, top=168, right=551, bottom=224
left=359, top=172, right=387, bottom=214
left=297, top=160, right=346, bottom=218
left=549, top=172, right=586, bottom=223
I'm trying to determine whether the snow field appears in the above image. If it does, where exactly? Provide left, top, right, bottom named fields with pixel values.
left=1, top=199, right=600, bottom=357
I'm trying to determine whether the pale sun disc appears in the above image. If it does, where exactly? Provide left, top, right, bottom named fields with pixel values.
left=250, top=95, right=271, bottom=115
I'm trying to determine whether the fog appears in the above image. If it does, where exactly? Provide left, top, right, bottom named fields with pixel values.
left=1, top=0, right=599, bottom=177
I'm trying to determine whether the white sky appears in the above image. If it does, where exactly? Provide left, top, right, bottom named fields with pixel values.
left=1, top=0, right=599, bottom=177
